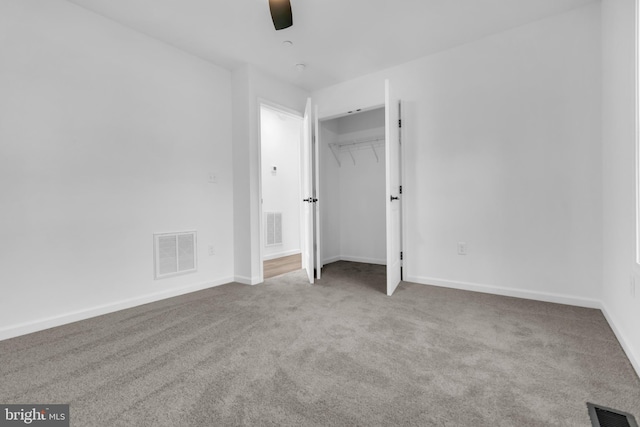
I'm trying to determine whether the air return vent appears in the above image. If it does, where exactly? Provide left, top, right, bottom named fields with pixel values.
left=265, top=212, right=282, bottom=246
left=587, top=403, right=638, bottom=427
left=154, top=231, right=197, bottom=279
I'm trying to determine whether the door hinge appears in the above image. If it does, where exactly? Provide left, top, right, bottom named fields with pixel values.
left=400, top=251, right=403, bottom=260
left=399, top=185, right=402, bottom=194
left=398, top=119, right=402, bottom=128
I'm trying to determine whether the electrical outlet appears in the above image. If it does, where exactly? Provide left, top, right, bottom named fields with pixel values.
left=457, top=242, right=467, bottom=255
left=631, top=275, right=637, bottom=298
left=208, top=172, right=217, bottom=184
left=208, top=245, right=215, bottom=256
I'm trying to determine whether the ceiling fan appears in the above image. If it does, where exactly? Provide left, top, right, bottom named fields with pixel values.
left=268, top=0, right=293, bottom=30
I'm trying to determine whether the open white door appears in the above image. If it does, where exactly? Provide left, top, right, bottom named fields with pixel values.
left=385, top=80, right=402, bottom=296
left=301, top=98, right=315, bottom=284
left=313, top=104, right=322, bottom=280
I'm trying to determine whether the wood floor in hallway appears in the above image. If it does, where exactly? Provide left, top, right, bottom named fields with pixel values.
left=263, top=253, right=302, bottom=279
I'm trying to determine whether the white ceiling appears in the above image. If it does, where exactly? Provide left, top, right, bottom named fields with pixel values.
left=66, top=0, right=598, bottom=91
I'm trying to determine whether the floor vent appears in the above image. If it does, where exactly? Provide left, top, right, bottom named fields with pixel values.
left=587, top=403, right=638, bottom=427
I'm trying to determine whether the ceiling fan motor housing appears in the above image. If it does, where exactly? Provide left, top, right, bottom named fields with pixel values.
left=269, top=0, right=293, bottom=30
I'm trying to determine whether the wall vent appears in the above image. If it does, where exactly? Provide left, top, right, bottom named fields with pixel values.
left=265, top=212, right=283, bottom=246
left=154, top=231, right=197, bottom=279
left=587, top=403, right=638, bottom=427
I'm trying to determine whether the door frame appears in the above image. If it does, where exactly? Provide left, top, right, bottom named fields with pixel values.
left=257, top=99, right=305, bottom=284
left=316, top=103, right=385, bottom=273
left=385, top=79, right=403, bottom=295
left=316, top=104, right=385, bottom=122
left=256, top=91, right=406, bottom=289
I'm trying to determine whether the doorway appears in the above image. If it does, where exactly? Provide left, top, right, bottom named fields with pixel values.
left=318, top=107, right=387, bottom=268
left=312, top=79, right=403, bottom=295
left=258, top=81, right=401, bottom=293
left=259, top=103, right=304, bottom=279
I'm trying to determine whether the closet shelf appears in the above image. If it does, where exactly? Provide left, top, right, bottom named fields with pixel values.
left=328, top=134, right=385, bottom=167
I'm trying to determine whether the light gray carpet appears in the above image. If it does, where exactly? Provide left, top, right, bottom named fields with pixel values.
left=1, top=261, right=639, bottom=426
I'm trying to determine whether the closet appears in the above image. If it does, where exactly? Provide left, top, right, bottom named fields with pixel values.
left=318, top=107, right=387, bottom=267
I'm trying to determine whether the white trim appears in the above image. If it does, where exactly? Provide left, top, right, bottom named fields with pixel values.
left=3, top=270, right=637, bottom=379
left=0, top=277, right=233, bottom=342
left=263, top=249, right=301, bottom=261
left=340, top=255, right=387, bottom=266
left=257, top=101, right=265, bottom=285
left=234, top=275, right=261, bottom=285
left=233, top=275, right=253, bottom=285
left=257, top=101, right=305, bottom=285
left=600, top=302, right=640, bottom=378
left=322, top=255, right=341, bottom=265
left=636, top=0, right=640, bottom=266
left=258, top=98, right=304, bottom=119
left=404, top=275, right=601, bottom=309
left=317, top=103, right=385, bottom=122
left=322, top=255, right=386, bottom=266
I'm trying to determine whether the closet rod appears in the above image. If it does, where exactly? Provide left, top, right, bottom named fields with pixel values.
left=328, top=138, right=384, bottom=167
left=331, top=134, right=385, bottom=149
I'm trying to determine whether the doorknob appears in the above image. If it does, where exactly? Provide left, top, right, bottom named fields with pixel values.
left=390, top=195, right=399, bottom=202
left=303, top=198, right=311, bottom=202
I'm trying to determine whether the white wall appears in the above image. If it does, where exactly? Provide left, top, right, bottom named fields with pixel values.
left=232, top=66, right=253, bottom=285
left=313, top=3, right=603, bottom=307
left=260, top=106, right=302, bottom=260
left=320, top=109, right=386, bottom=265
left=0, top=0, right=235, bottom=339
left=232, top=66, right=308, bottom=283
left=601, top=0, right=640, bottom=376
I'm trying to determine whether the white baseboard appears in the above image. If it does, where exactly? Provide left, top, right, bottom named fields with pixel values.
left=340, top=255, right=387, bottom=265
left=234, top=275, right=257, bottom=285
left=0, top=276, right=234, bottom=342
left=322, top=256, right=341, bottom=265
left=406, top=276, right=639, bottom=378
left=4, top=269, right=637, bottom=379
left=263, top=250, right=301, bottom=261
left=599, top=303, right=640, bottom=379
left=322, top=255, right=386, bottom=266
left=405, top=275, right=601, bottom=309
